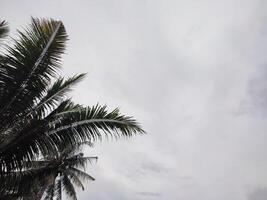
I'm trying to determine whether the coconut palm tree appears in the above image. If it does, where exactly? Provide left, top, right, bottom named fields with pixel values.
left=0, top=18, right=144, bottom=198
left=1, top=143, right=96, bottom=200
left=22, top=142, right=97, bottom=200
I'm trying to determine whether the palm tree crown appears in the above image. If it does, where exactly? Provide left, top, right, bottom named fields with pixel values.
left=0, top=18, right=144, bottom=199
left=27, top=142, right=97, bottom=200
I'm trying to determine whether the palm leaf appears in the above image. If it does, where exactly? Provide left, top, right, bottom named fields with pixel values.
left=67, top=155, right=97, bottom=170
left=0, top=20, right=9, bottom=39
left=60, top=141, right=93, bottom=158
left=62, top=174, right=77, bottom=200
left=32, top=73, right=86, bottom=118
left=54, top=177, right=62, bottom=200
left=47, top=104, right=145, bottom=143
left=0, top=17, right=67, bottom=126
left=69, top=167, right=95, bottom=182
left=0, top=100, right=73, bottom=171
left=43, top=182, right=55, bottom=200
left=0, top=18, right=145, bottom=199
left=66, top=170, right=85, bottom=190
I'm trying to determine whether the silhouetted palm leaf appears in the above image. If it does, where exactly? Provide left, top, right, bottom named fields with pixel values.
left=0, top=20, right=9, bottom=39
left=0, top=18, right=145, bottom=199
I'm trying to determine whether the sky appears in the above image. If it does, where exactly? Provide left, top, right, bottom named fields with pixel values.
left=2, top=0, right=267, bottom=199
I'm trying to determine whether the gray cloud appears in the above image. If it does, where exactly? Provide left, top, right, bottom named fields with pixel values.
left=248, top=188, right=267, bottom=200
left=244, top=65, right=267, bottom=117
left=140, top=161, right=166, bottom=173
left=137, top=191, right=162, bottom=198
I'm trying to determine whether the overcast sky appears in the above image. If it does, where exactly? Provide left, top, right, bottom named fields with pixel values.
left=2, top=0, right=267, bottom=199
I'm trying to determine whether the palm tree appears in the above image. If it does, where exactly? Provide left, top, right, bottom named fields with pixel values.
left=0, top=18, right=144, bottom=198
left=22, top=142, right=97, bottom=200
left=1, top=143, right=96, bottom=200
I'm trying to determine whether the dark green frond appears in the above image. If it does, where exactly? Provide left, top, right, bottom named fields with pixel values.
left=60, top=141, right=93, bottom=158
left=43, top=182, right=55, bottom=200
left=47, top=104, right=145, bottom=143
left=69, top=167, right=95, bottom=182
left=66, top=170, right=84, bottom=190
left=0, top=168, right=43, bottom=197
left=54, top=177, right=62, bottom=200
left=0, top=20, right=9, bottom=39
left=33, top=73, right=86, bottom=118
left=23, top=160, right=51, bottom=169
left=67, top=156, right=97, bottom=170
left=0, top=17, right=67, bottom=125
left=62, top=174, right=77, bottom=200
left=0, top=99, right=73, bottom=171
left=0, top=17, right=145, bottom=200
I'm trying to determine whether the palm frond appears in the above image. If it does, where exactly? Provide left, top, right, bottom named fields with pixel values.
left=0, top=17, right=67, bottom=125
left=0, top=168, right=42, bottom=197
left=62, top=174, right=77, bottom=200
left=47, top=104, right=145, bottom=143
left=54, top=177, right=62, bottom=200
left=0, top=17, right=145, bottom=200
left=43, top=182, right=55, bottom=200
left=0, top=193, right=22, bottom=200
left=60, top=141, right=93, bottom=158
left=69, top=167, right=95, bottom=181
left=68, top=155, right=97, bottom=170
left=32, top=73, right=86, bottom=118
left=0, top=20, right=9, bottom=39
left=23, top=160, right=51, bottom=169
left=0, top=100, right=73, bottom=171
left=66, top=170, right=84, bottom=190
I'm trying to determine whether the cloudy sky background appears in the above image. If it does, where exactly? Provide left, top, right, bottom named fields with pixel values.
left=2, top=0, right=267, bottom=199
